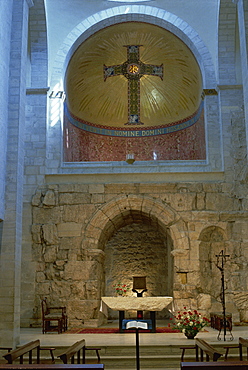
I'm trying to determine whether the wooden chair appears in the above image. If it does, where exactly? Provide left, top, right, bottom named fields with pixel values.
left=41, top=298, right=67, bottom=334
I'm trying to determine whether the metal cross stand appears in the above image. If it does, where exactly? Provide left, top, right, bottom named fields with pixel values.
left=215, top=250, right=233, bottom=341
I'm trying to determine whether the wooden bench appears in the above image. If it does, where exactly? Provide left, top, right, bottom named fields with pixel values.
left=195, top=338, right=223, bottom=362
left=57, top=339, right=101, bottom=364
left=0, top=365, right=104, bottom=369
left=224, top=337, right=248, bottom=361
left=180, top=338, right=223, bottom=362
left=181, top=361, right=248, bottom=369
left=2, top=340, right=55, bottom=364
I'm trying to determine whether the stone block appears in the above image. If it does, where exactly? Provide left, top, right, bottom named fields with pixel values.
left=62, top=204, right=94, bottom=223
left=197, top=293, right=211, bottom=310
left=73, top=184, right=89, bottom=193
left=91, top=193, right=104, bottom=203
left=33, top=207, right=61, bottom=224
left=36, top=282, right=50, bottom=295
left=89, top=184, right=104, bottom=194
left=43, top=189, right=56, bottom=207
left=50, top=281, right=71, bottom=300
left=36, top=271, right=45, bottom=282
left=67, top=299, right=99, bottom=321
left=85, top=280, right=100, bottom=300
left=57, top=222, right=82, bottom=237
left=42, top=224, right=58, bottom=245
left=32, top=190, right=42, bottom=206
left=58, top=184, right=76, bottom=193
left=59, top=193, right=91, bottom=205
left=64, top=261, right=99, bottom=281
left=31, top=225, right=42, bottom=244
left=59, top=237, right=81, bottom=252
left=139, top=183, right=177, bottom=193
left=206, top=193, right=234, bottom=211
left=43, top=246, right=57, bottom=262
left=196, top=193, right=205, bottom=210
left=104, top=183, right=138, bottom=194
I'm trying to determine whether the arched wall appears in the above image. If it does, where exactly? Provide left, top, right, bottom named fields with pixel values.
left=82, top=194, right=189, bottom=309
left=46, top=5, right=222, bottom=175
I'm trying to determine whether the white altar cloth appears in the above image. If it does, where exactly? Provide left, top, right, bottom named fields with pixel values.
left=100, top=296, right=173, bottom=316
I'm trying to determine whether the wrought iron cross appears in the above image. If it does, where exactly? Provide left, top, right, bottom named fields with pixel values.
left=104, top=45, right=163, bottom=125
left=215, top=250, right=231, bottom=341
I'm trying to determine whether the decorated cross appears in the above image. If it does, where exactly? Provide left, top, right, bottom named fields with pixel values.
left=104, top=45, right=163, bottom=125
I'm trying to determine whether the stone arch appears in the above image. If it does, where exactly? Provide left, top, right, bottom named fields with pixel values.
left=83, top=194, right=190, bottom=309
left=83, top=194, right=188, bottom=251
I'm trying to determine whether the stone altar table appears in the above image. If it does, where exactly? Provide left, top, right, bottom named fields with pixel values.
left=101, top=296, right=173, bottom=333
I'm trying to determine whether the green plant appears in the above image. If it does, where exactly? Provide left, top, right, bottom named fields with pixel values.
left=170, top=307, right=210, bottom=336
left=113, top=282, right=130, bottom=296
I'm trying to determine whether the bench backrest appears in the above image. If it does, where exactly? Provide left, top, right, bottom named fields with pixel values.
left=240, top=338, right=248, bottom=348
left=239, top=337, right=248, bottom=361
left=181, top=361, right=248, bottom=369
left=3, top=340, right=40, bottom=364
left=0, top=365, right=104, bottom=369
left=195, top=338, right=222, bottom=362
left=58, top=340, right=86, bottom=364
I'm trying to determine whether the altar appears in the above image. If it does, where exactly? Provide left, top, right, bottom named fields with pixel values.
left=101, top=296, right=173, bottom=333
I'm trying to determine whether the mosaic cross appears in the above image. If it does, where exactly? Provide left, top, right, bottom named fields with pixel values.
left=104, top=45, right=163, bottom=125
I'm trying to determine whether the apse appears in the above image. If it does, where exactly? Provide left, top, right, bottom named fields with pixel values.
left=63, top=22, right=205, bottom=162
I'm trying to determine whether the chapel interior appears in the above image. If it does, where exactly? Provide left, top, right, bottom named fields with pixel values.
left=1, top=0, right=248, bottom=353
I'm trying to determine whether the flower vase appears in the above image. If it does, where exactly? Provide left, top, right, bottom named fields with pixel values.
left=185, top=331, right=197, bottom=339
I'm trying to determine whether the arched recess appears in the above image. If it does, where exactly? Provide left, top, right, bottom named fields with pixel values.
left=198, top=226, right=229, bottom=310
left=83, top=194, right=189, bottom=315
left=47, top=5, right=222, bottom=174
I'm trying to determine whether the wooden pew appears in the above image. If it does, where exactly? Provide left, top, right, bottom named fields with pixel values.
left=2, top=340, right=55, bottom=364
left=57, top=339, right=101, bottom=364
left=195, top=338, right=223, bottom=362
left=224, top=337, right=248, bottom=361
left=0, top=365, right=104, bottom=369
left=181, top=361, right=248, bottom=369
left=180, top=338, right=223, bottom=362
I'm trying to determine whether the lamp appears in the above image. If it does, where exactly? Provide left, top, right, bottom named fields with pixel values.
left=126, top=153, right=135, bottom=164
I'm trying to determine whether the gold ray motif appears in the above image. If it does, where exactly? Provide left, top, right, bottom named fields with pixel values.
left=66, top=22, right=202, bottom=129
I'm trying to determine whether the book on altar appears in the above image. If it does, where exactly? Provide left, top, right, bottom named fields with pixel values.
left=126, top=321, right=148, bottom=330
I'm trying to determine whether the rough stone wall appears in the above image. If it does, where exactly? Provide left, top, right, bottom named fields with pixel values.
left=104, top=223, right=172, bottom=319
left=31, top=181, right=248, bottom=328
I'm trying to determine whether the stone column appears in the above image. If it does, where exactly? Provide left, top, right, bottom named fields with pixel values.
left=0, top=0, right=13, bottom=220
left=0, top=0, right=33, bottom=348
left=236, top=0, right=248, bottom=152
